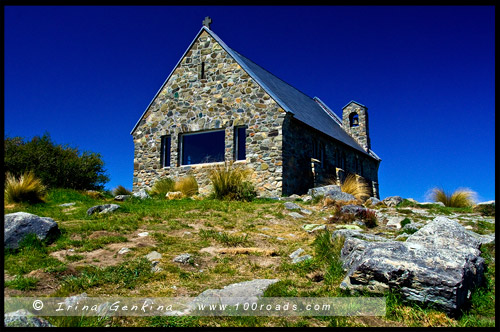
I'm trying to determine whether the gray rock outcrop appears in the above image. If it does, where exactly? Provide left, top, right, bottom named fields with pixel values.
left=86, top=204, right=120, bottom=216
left=382, top=196, right=403, bottom=207
left=339, top=216, right=485, bottom=315
left=133, top=189, right=150, bottom=199
left=4, top=212, right=60, bottom=249
left=4, top=309, right=54, bottom=327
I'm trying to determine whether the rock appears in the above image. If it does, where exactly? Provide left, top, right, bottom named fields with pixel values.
left=114, top=195, right=131, bottom=201
left=335, top=224, right=363, bottom=230
left=302, top=195, right=313, bottom=203
left=289, top=194, right=301, bottom=200
left=151, top=261, right=163, bottom=273
left=173, top=253, right=192, bottom=264
left=420, top=201, right=445, bottom=207
left=325, top=191, right=357, bottom=203
left=385, top=216, right=405, bottom=229
left=382, top=196, right=403, bottom=207
left=192, top=279, right=280, bottom=307
left=289, top=248, right=305, bottom=260
left=58, top=202, right=76, bottom=207
left=4, top=309, right=54, bottom=327
left=284, top=202, right=312, bottom=215
left=166, top=191, right=184, bottom=200
left=402, top=222, right=423, bottom=233
left=118, top=247, right=131, bottom=255
left=137, top=232, right=149, bottom=237
left=284, top=202, right=301, bottom=210
left=302, top=224, right=327, bottom=233
left=339, top=216, right=485, bottom=315
left=133, top=189, right=150, bottom=199
left=477, top=200, right=495, bottom=206
left=289, top=212, right=304, bottom=219
left=145, top=251, right=162, bottom=261
left=340, top=204, right=366, bottom=215
left=293, top=255, right=312, bottom=264
left=307, top=185, right=341, bottom=198
left=86, top=204, right=120, bottom=216
left=4, top=212, right=61, bottom=249
left=364, top=197, right=382, bottom=206
left=332, top=228, right=389, bottom=242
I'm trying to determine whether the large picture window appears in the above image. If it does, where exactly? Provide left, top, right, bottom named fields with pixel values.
left=180, top=130, right=225, bottom=165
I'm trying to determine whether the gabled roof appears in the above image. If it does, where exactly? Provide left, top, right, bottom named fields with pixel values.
left=131, top=26, right=379, bottom=160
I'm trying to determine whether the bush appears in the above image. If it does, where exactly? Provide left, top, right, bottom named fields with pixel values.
left=209, top=162, right=257, bottom=201
left=4, top=171, right=47, bottom=204
left=112, top=185, right=132, bottom=196
left=359, top=209, right=377, bottom=228
left=428, top=187, right=477, bottom=208
left=150, top=178, right=176, bottom=198
left=340, top=174, right=371, bottom=202
left=4, top=133, right=109, bottom=190
left=174, top=176, right=199, bottom=197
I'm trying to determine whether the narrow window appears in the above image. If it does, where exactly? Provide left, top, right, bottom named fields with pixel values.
left=201, top=62, right=205, bottom=79
left=234, top=126, right=247, bottom=161
left=180, top=130, right=225, bottom=165
left=312, top=140, right=324, bottom=166
left=160, top=135, right=171, bottom=167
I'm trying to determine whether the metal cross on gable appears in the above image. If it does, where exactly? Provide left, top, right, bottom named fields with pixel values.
left=203, top=16, right=212, bottom=29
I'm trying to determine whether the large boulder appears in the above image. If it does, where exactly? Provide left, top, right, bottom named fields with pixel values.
left=325, top=191, right=357, bottom=203
left=339, top=216, right=485, bottom=315
left=4, top=212, right=60, bottom=249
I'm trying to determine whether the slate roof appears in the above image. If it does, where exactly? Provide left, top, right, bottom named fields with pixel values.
left=131, top=26, right=379, bottom=160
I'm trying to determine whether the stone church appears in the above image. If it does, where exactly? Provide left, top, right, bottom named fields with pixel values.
left=131, top=18, right=381, bottom=198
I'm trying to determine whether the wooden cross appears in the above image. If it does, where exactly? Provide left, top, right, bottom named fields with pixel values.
left=203, top=16, right=212, bottom=29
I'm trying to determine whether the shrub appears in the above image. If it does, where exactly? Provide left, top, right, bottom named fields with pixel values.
left=4, top=133, right=109, bottom=190
left=4, top=171, right=47, bottom=204
left=112, top=185, right=132, bottom=196
left=209, top=162, right=257, bottom=201
left=174, top=176, right=199, bottom=197
left=400, top=217, right=412, bottom=228
left=150, top=178, right=176, bottom=198
left=428, top=187, right=477, bottom=208
left=340, top=174, right=371, bottom=202
left=359, top=209, right=377, bottom=228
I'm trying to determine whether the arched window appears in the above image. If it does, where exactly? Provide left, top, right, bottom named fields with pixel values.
left=349, top=112, right=359, bottom=127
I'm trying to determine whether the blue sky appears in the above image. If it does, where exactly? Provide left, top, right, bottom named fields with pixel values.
left=4, top=5, right=495, bottom=202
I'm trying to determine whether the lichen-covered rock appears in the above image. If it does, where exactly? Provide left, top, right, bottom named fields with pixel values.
left=4, top=212, right=60, bottom=249
left=339, top=216, right=485, bottom=315
left=133, top=188, right=150, bottom=199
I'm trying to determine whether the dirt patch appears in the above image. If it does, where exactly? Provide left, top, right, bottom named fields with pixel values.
left=50, top=229, right=158, bottom=268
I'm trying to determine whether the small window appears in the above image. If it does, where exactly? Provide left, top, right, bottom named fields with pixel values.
left=200, top=62, right=206, bottom=79
left=180, top=130, right=225, bottom=165
left=160, top=135, right=171, bottom=167
left=234, top=126, right=247, bottom=161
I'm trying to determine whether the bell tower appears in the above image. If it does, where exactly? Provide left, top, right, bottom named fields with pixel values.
left=342, top=101, right=370, bottom=151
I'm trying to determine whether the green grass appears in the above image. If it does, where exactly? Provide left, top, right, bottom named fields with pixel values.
left=198, top=229, right=250, bottom=247
left=3, top=187, right=495, bottom=327
left=5, top=275, right=39, bottom=291
left=4, top=234, right=66, bottom=275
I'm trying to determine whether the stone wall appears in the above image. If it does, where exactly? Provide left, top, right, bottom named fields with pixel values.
left=132, top=30, right=286, bottom=197
left=282, top=116, right=380, bottom=197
